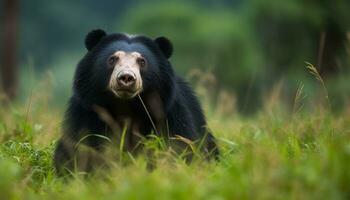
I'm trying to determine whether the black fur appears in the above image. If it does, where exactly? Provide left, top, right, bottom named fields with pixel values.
left=154, top=37, right=173, bottom=59
left=54, top=30, right=219, bottom=174
left=84, top=29, right=107, bottom=51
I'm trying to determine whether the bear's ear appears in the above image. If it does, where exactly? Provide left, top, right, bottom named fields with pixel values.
left=85, top=29, right=107, bottom=51
left=154, top=37, right=173, bottom=59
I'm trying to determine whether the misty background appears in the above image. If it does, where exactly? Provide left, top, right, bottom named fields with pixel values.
left=1, top=0, right=350, bottom=114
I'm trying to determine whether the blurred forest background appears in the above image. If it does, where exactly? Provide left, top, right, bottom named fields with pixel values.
left=1, top=0, right=350, bottom=114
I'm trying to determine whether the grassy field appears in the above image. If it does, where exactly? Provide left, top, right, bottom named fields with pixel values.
left=0, top=78, right=350, bottom=200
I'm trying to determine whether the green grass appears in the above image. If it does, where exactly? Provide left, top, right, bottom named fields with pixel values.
left=0, top=83, right=350, bottom=199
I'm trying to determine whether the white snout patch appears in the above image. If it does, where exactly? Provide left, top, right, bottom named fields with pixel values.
left=108, top=51, right=143, bottom=98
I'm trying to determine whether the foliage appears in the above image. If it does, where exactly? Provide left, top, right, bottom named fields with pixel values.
left=1, top=76, right=350, bottom=199
left=11, top=0, right=350, bottom=113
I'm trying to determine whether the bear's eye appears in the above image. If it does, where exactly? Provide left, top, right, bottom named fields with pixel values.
left=107, top=55, right=119, bottom=66
left=137, top=57, right=146, bottom=68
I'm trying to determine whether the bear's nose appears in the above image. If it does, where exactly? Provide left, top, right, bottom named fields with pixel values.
left=117, top=71, right=136, bottom=87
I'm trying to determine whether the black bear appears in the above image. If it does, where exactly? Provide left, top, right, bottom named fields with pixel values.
left=54, top=29, right=219, bottom=173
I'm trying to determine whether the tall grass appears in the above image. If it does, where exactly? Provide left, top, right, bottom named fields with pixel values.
left=306, top=62, right=330, bottom=108
left=0, top=67, right=350, bottom=199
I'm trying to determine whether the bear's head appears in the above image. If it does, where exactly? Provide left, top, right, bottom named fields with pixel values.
left=74, top=29, right=175, bottom=106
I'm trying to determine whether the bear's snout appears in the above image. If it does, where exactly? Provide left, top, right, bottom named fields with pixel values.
left=117, top=70, right=136, bottom=88
left=109, top=67, right=142, bottom=99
